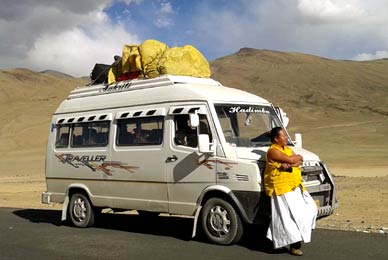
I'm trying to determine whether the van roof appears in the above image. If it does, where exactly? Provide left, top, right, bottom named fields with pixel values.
left=55, top=75, right=270, bottom=114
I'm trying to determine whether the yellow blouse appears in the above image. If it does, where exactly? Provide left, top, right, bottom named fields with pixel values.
left=264, top=144, right=305, bottom=196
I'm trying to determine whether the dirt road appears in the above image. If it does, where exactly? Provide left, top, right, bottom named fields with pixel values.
left=1, top=207, right=387, bottom=260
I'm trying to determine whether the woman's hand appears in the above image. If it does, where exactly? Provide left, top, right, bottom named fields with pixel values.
left=280, top=163, right=292, bottom=171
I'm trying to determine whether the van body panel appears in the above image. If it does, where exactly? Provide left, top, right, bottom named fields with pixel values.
left=43, top=75, right=336, bottom=225
left=55, top=79, right=268, bottom=115
left=107, top=144, right=169, bottom=211
left=164, top=104, right=217, bottom=215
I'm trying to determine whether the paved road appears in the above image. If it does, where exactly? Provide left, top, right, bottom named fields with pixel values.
left=0, top=207, right=387, bottom=260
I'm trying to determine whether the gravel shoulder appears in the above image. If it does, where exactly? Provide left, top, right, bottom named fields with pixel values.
left=1, top=163, right=387, bottom=234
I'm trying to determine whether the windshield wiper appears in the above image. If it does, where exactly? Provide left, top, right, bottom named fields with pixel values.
left=252, top=141, right=272, bottom=147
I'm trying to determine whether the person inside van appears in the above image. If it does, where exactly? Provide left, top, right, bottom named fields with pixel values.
left=264, top=127, right=317, bottom=256
left=174, top=115, right=197, bottom=147
left=89, top=128, right=98, bottom=145
left=133, top=127, right=148, bottom=144
left=199, top=119, right=212, bottom=140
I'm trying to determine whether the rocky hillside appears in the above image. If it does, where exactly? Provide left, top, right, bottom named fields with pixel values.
left=0, top=69, right=87, bottom=156
left=211, top=49, right=388, bottom=167
left=1, top=49, right=387, bottom=168
left=211, top=48, right=388, bottom=116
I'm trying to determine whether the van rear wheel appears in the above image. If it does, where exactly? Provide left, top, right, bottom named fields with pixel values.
left=201, top=198, right=243, bottom=245
left=69, top=193, right=95, bottom=228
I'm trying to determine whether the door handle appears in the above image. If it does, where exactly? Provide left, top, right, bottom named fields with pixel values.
left=166, top=155, right=178, bottom=162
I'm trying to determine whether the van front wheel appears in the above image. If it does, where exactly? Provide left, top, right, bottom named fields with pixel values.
left=201, top=198, right=243, bottom=245
left=69, top=193, right=95, bottom=228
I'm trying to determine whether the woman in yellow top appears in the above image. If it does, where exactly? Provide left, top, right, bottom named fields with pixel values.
left=264, top=127, right=317, bottom=256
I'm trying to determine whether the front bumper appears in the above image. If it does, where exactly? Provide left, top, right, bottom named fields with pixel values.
left=302, top=161, right=338, bottom=218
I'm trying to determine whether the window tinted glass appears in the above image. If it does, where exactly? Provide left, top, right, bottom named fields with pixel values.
left=215, top=105, right=285, bottom=147
left=117, top=116, right=164, bottom=146
left=71, top=121, right=110, bottom=147
left=55, top=125, right=70, bottom=148
left=174, top=114, right=212, bottom=148
left=199, top=115, right=213, bottom=141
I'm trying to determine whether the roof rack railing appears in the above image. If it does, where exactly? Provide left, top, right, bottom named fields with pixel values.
left=68, top=75, right=221, bottom=99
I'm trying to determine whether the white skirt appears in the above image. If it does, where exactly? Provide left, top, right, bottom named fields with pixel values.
left=266, top=187, right=318, bottom=249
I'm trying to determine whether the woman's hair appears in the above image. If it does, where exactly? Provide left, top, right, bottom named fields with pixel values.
left=268, top=127, right=283, bottom=143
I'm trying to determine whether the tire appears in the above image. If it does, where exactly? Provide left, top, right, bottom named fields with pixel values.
left=201, top=198, right=243, bottom=245
left=68, top=192, right=95, bottom=228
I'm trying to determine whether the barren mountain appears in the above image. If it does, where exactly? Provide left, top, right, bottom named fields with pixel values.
left=212, top=48, right=388, bottom=115
left=0, top=68, right=87, bottom=158
left=212, top=48, right=388, bottom=168
left=40, top=70, right=74, bottom=79
left=1, top=49, right=388, bottom=170
left=1, top=51, right=388, bottom=231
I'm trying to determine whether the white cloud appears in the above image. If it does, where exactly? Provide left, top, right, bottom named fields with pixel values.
left=153, top=1, right=174, bottom=28
left=353, top=50, right=388, bottom=61
left=1, top=0, right=388, bottom=74
left=120, top=0, right=143, bottom=4
left=297, top=0, right=365, bottom=23
left=0, top=0, right=140, bottom=76
left=25, top=24, right=139, bottom=77
left=160, top=2, right=173, bottom=14
left=154, top=17, right=174, bottom=28
left=191, top=0, right=388, bottom=61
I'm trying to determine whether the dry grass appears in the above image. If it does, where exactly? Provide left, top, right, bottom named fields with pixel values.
left=211, top=49, right=388, bottom=174
left=0, top=69, right=87, bottom=156
left=0, top=49, right=388, bottom=232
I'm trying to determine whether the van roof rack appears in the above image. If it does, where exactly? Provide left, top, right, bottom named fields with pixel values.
left=68, top=75, right=221, bottom=99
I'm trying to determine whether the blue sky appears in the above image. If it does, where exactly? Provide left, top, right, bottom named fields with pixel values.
left=102, top=0, right=241, bottom=59
left=0, top=0, right=388, bottom=76
left=104, top=1, right=202, bottom=50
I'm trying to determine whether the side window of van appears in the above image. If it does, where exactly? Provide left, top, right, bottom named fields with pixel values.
left=55, top=125, right=70, bottom=148
left=71, top=121, right=110, bottom=147
left=199, top=115, right=213, bottom=141
left=117, top=116, right=164, bottom=146
left=174, top=114, right=212, bottom=148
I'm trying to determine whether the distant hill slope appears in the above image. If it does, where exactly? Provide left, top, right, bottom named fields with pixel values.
left=0, top=68, right=86, bottom=105
left=211, top=49, right=388, bottom=167
left=211, top=48, right=388, bottom=116
left=0, top=68, right=87, bottom=156
left=0, top=50, right=387, bottom=170
left=40, top=70, right=74, bottom=79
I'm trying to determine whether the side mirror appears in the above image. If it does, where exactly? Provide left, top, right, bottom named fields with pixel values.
left=294, top=133, right=303, bottom=148
left=189, top=113, right=199, bottom=128
left=274, top=107, right=289, bottom=128
left=198, top=134, right=214, bottom=154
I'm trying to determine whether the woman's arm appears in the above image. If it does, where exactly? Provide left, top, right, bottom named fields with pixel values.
left=290, top=150, right=303, bottom=167
left=267, top=148, right=303, bottom=165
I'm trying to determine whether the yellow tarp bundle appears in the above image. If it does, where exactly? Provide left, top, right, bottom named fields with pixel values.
left=122, top=44, right=142, bottom=74
left=140, top=40, right=168, bottom=79
left=158, top=45, right=210, bottom=78
left=108, top=39, right=211, bottom=84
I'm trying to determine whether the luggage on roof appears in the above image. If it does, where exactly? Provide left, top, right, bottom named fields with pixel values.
left=90, top=63, right=110, bottom=84
left=140, top=40, right=168, bottom=79
left=158, top=45, right=211, bottom=78
left=107, top=39, right=211, bottom=84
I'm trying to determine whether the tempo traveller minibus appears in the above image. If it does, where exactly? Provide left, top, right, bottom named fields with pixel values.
left=42, top=75, right=337, bottom=245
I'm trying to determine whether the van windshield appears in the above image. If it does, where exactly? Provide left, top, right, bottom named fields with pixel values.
left=215, top=104, right=291, bottom=147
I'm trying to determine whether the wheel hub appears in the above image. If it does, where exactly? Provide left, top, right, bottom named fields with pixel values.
left=73, top=197, right=87, bottom=221
left=209, top=205, right=231, bottom=236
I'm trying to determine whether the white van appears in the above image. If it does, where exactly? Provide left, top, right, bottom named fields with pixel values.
left=42, top=75, right=337, bottom=245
